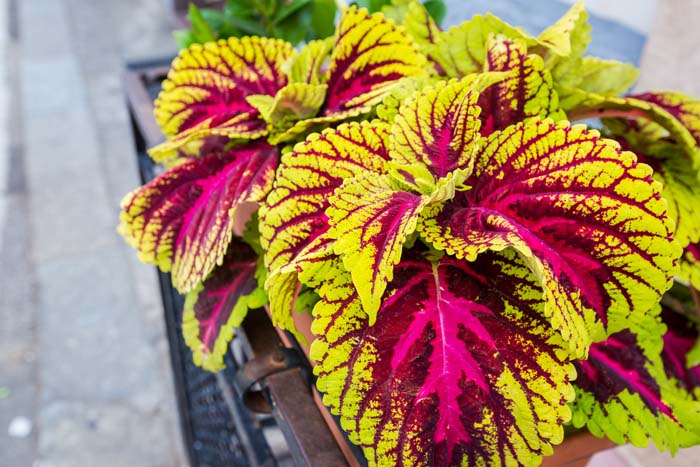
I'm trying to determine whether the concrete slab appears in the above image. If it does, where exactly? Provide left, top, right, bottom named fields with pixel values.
left=9, top=0, right=185, bottom=465
left=35, top=242, right=168, bottom=403
left=37, top=400, right=179, bottom=467
left=0, top=194, right=38, bottom=467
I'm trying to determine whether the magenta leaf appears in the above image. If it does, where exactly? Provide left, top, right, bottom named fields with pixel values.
left=119, top=142, right=278, bottom=292
left=571, top=311, right=700, bottom=450
left=661, top=306, right=700, bottom=397
left=312, top=248, right=575, bottom=466
left=419, top=119, right=678, bottom=357
left=182, top=238, right=265, bottom=372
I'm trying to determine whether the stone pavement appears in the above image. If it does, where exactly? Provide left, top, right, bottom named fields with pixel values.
left=0, top=1, right=699, bottom=467
left=1, top=0, right=184, bottom=466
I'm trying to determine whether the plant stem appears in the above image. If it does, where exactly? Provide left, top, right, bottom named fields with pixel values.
left=690, top=286, right=700, bottom=322
left=568, top=107, right=649, bottom=122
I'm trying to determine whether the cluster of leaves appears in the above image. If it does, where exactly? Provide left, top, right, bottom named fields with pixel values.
left=120, top=1, right=700, bottom=465
left=174, top=0, right=337, bottom=48
left=175, top=0, right=445, bottom=48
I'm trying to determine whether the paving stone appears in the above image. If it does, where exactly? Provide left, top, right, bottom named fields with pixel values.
left=18, top=0, right=73, bottom=59
left=0, top=193, right=38, bottom=466
left=14, top=1, right=185, bottom=465
left=37, top=400, right=178, bottom=467
left=35, top=242, right=168, bottom=403
left=20, top=58, right=85, bottom=115
left=27, top=171, right=116, bottom=263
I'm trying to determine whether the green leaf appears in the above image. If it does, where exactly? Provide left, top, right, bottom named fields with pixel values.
left=200, top=8, right=228, bottom=33
left=540, top=2, right=591, bottom=91
left=257, top=0, right=278, bottom=18
left=274, top=17, right=310, bottom=45
left=578, top=57, right=639, bottom=95
left=354, top=0, right=389, bottom=13
left=173, top=29, right=196, bottom=50
left=422, top=0, right=445, bottom=25
left=228, top=15, right=268, bottom=36
left=188, top=4, right=216, bottom=44
left=311, top=0, right=337, bottom=38
left=537, top=1, right=586, bottom=57
left=430, top=14, right=540, bottom=78
left=273, top=0, right=312, bottom=24
left=293, top=285, right=320, bottom=314
left=225, top=0, right=255, bottom=17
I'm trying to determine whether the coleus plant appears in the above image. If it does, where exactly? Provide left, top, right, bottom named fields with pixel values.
left=119, top=1, right=700, bottom=465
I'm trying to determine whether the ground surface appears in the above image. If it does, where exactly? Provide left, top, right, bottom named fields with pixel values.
left=0, top=1, right=699, bottom=466
left=0, top=0, right=184, bottom=466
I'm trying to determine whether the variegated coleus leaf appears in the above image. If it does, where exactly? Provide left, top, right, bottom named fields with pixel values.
left=567, top=93, right=700, bottom=167
left=159, top=134, right=231, bottom=169
left=630, top=92, right=700, bottom=148
left=425, top=1, right=587, bottom=79
left=267, top=6, right=427, bottom=144
left=258, top=121, right=392, bottom=337
left=326, top=77, right=484, bottom=322
left=535, top=1, right=587, bottom=58
left=285, top=37, right=334, bottom=86
left=375, top=71, right=503, bottom=126
left=479, top=35, right=565, bottom=134
left=311, top=248, right=575, bottom=467
left=182, top=237, right=266, bottom=372
left=326, top=173, right=432, bottom=323
left=679, top=242, right=700, bottom=290
left=390, top=78, right=481, bottom=182
left=602, top=108, right=700, bottom=283
left=150, top=37, right=294, bottom=163
left=322, top=6, right=426, bottom=117
left=429, top=14, right=540, bottom=78
left=385, top=0, right=443, bottom=75
left=635, top=150, right=700, bottom=259
left=570, top=310, right=700, bottom=451
left=119, top=142, right=278, bottom=292
left=661, top=304, right=700, bottom=400
left=536, top=1, right=590, bottom=90
left=557, top=57, right=638, bottom=111
left=420, top=119, right=679, bottom=358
